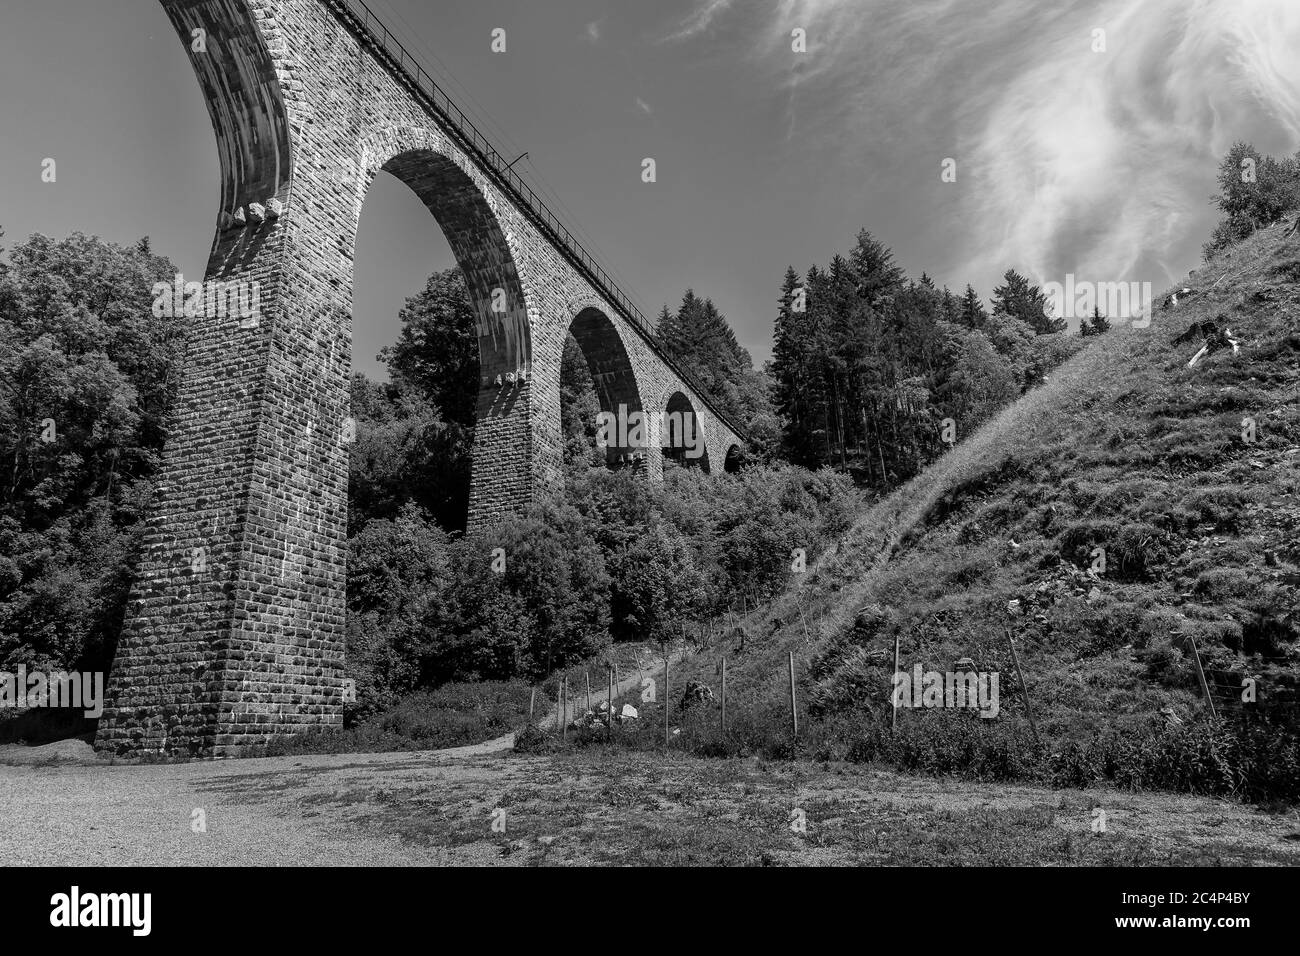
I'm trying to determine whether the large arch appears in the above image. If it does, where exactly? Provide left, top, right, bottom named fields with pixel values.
left=376, top=147, right=531, bottom=383
left=360, top=141, right=539, bottom=522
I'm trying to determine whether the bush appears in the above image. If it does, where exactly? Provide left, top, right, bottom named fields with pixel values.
left=262, top=680, right=534, bottom=756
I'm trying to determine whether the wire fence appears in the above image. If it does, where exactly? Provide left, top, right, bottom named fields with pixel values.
left=322, top=0, right=747, bottom=440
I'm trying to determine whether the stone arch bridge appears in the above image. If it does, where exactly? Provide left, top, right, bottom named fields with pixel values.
left=96, top=0, right=745, bottom=756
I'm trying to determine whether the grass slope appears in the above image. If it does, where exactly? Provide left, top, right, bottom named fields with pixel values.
left=646, top=221, right=1299, bottom=789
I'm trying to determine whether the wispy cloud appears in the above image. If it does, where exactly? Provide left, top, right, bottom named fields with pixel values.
left=662, top=0, right=736, bottom=42
left=585, top=20, right=602, bottom=43
left=635, top=97, right=654, bottom=115
left=666, top=0, right=1300, bottom=308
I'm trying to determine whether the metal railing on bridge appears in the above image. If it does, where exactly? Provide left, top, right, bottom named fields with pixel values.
left=323, top=0, right=747, bottom=440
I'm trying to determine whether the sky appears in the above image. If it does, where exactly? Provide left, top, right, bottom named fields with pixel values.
left=2, top=0, right=1299, bottom=380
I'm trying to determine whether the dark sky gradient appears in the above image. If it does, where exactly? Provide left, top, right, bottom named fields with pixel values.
left=3, top=0, right=1298, bottom=380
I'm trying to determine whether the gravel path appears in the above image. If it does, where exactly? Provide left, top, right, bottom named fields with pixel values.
left=0, top=654, right=678, bottom=866
left=0, top=746, right=474, bottom=866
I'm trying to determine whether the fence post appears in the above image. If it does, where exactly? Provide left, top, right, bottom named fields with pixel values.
left=892, top=636, right=900, bottom=734
left=607, top=665, right=614, bottom=737
left=663, top=641, right=670, bottom=748
left=529, top=686, right=536, bottom=721
left=585, top=671, right=592, bottom=719
left=1004, top=628, right=1040, bottom=746
left=720, top=657, right=727, bottom=738
left=1188, top=632, right=1219, bottom=719
left=789, top=651, right=799, bottom=739
left=561, top=676, right=567, bottom=742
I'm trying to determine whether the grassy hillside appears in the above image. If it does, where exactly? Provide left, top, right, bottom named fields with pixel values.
left=594, top=219, right=1299, bottom=798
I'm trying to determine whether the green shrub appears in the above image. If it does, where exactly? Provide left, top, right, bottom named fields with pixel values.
left=262, top=680, right=534, bottom=756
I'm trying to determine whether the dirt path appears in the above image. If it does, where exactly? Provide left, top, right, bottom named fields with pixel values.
left=420, top=648, right=678, bottom=757
left=0, top=651, right=690, bottom=866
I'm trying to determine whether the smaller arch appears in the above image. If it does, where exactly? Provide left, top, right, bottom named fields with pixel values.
left=568, top=306, right=645, bottom=470
left=662, top=391, right=710, bottom=473
left=723, top=444, right=744, bottom=474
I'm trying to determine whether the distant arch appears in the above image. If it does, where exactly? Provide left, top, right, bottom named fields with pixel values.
left=662, top=391, right=710, bottom=472
left=723, top=444, right=744, bottom=474
left=568, top=306, right=645, bottom=469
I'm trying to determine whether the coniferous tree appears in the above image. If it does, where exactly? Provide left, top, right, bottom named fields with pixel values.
left=657, top=289, right=774, bottom=448
left=991, top=269, right=1064, bottom=334
left=767, top=233, right=1082, bottom=485
left=958, top=284, right=989, bottom=330
left=1088, top=306, right=1110, bottom=336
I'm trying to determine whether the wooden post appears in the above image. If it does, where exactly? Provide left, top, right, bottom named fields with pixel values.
left=789, top=651, right=799, bottom=739
left=1188, top=632, right=1218, bottom=719
left=663, top=641, right=670, bottom=747
left=561, top=676, right=567, bottom=742
left=585, top=671, right=592, bottom=718
left=892, top=635, right=900, bottom=733
left=607, top=665, right=614, bottom=736
left=1005, top=629, right=1040, bottom=745
left=529, top=686, right=536, bottom=720
left=720, top=657, right=727, bottom=738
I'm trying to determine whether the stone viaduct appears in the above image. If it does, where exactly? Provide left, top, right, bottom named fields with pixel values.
left=95, top=0, right=745, bottom=756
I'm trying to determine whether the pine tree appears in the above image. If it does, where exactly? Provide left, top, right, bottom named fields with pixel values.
left=938, top=287, right=960, bottom=325
left=1088, top=306, right=1111, bottom=336
left=992, top=269, right=1064, bottom=334
left=658, top=289, right=771, bottom=440
left=958, top=284, right=988, bottom=330
left=772, top=266, right=803, bottom=444
left=848, top=230, right=906, bottom=305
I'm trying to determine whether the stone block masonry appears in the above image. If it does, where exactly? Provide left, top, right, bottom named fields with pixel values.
left=95, top=0, right=743, bottom=757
